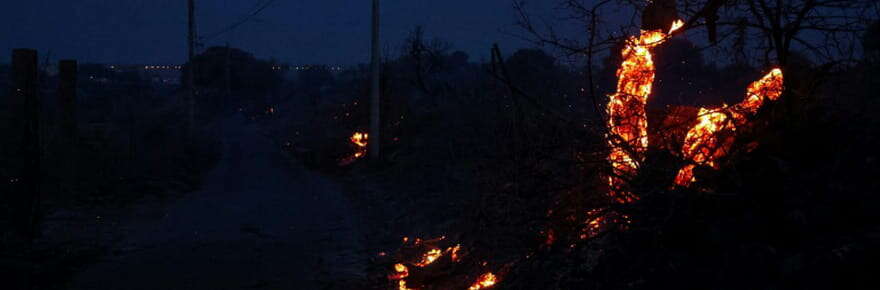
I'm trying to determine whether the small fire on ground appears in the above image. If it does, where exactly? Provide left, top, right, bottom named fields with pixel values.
left=387, top=16, right=783, bottom=290
left=386, top=236, right=497, bottom=290
left=338, top=131, right=369, bottom=166
left=468, top=272, right=497, bottom=290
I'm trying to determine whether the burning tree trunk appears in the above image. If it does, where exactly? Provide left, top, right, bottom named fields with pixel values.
left=674, top=68, right=784, bottom=187
left=606, top=20, right=683, bottom=203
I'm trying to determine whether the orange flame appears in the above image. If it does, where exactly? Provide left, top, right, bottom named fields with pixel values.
left=582, top=209, right=607, bottom=239
left=669, top=20, right=685, bottom=34
left=389, top=240, right=467, bottom=289
left=398, top=280, right=415, bottom=290
left=448, top=244, right=462, bottom=262
left=468, top=272, right=498, bottom=290
left=674, top=69, right=784, bottom=186
left=389, top=263, right=410, bottom=280
left=351, top=132, right=369, bottom=148
left=414, top=248, right=443, bottom=267
left=579, top=208, right=632, bottom=239
left=339, top=132, right=369, bottom=165
left=607, top=20, right=682, bottom=203
left=738, top=68, right=784, bottom=118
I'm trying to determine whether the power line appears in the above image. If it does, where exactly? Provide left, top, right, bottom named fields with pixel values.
left=200, top=0, right=278, bottom=43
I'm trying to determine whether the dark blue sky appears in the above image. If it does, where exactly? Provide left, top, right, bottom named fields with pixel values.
left=1, top=0, right=562, bottom=65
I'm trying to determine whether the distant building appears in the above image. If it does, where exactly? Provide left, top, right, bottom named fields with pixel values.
left=270, top=64, right=347, bottom=72
left=85, top=63, right=350, bottom=85
left=110, top=64, right=182, bottom=86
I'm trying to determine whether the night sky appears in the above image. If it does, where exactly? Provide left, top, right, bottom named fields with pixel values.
left=0, top=0, right=562, bottom=65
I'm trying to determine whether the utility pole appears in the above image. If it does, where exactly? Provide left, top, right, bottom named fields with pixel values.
left=369, top=0, right=381, bottom=160
left=187, top=0, right=197, bottom=137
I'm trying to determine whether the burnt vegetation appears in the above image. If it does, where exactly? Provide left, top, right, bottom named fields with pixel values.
left=256, top=0, right=880, bottom=289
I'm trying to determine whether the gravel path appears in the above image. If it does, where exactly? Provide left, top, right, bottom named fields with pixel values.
left=69, top=115, right=365, bottom=289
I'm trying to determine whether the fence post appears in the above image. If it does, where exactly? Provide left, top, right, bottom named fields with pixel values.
left=11, top=49, right=41, bottom=241
left=58, top=60, right=78, bottom=187
left=58, top=60, right=77, bottom=143
left=6, top=48, right=40, bottom=290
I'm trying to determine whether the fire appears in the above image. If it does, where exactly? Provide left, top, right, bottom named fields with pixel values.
left=351, top=131, right=369, bottom=158
left=669, top=19, right=685, bottom=34
left=544, top=229, right=556, bottom=246
left=351, top=132, right=369, bottom=148
left=448, top=244, right=462, bottom=262
left=674, top=107, right=733, bottom=185
left=606, top=18, right=782, bottom=190
left=388, top=238, right=470, bottom=289
left=468, top=272, right=498, bottom=290
left=389, top=263, right=410, bottom=280
left=409, top=244, right=462, bottom=267
left=674, top=69, right=784, bottom=186
left=579, top=208, right=632, bottom=239
left=415, top=248, right=443, bottom=267
left=398, top=280, right=414, bottom=290
left=607, top=20, right=683, bottom=203
left=738, top=68, right=784, bottom=118
left=582, top=209, right=607, bottom=239
left=339, top=132, right=369, bottom=165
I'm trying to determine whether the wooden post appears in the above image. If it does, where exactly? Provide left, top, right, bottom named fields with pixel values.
left=58, top=60, right=77, bottom=145
left=10, top=49, right=41, bottom=242
left=58, top=60, right=78, bottom=193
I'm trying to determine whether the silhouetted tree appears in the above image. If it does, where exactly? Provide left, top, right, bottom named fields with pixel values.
left=505, top=49, right=572, bottom=110
left=865, top=20, right=880, bottom=63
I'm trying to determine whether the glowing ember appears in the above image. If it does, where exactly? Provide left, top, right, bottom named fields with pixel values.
left=388, top=238, right=467, bottom=289
left=607, top=20, right=683, bottom=203
left=389, top=263, right=410, bottom=280
left=669, top=19, right=685, bottom=33
left=674, top=69, right=784, bottom=187
left=351, top=132, right=369, bottom=158
left=448, top=244, right=462, bottom=262
left=582, top=209, right=606, bottom=239
left=737, top=68, right=784, bottom=119
left=351, top=132, right=369, bottom=148
left=579, top=208, right=632, bottom=239
left=468, top=272, right=498, bottom=290
left=415, top=248, right=443, bottom=267
left=339, top=132, right=369, bottom=165
left=544, top=229, right=556, bottom=246
left=398, top=280, right=414, bottom=290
